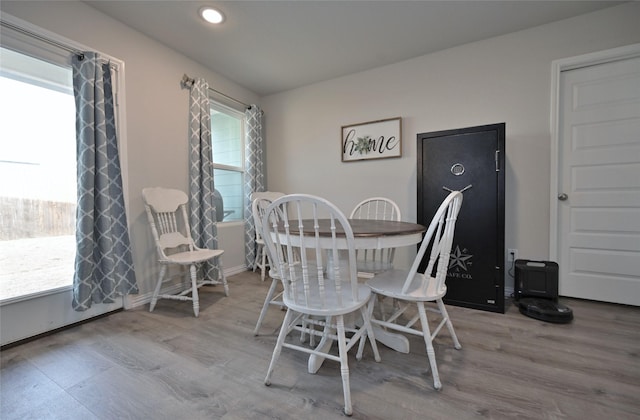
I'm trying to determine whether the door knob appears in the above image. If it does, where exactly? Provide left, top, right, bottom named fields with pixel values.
left=558, top=193, right=568, bottom=201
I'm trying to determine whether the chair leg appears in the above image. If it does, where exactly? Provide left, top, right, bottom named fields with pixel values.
left=253, top=243, right=261, bottom=272
left=373, top=295, right=400, bottom=323
left=190, top=264, right=200, bottom=317
left=254, top=277, right=280, bottom=335
left=357, top=297, right=374, bottom=357
left=357, top=296, right=381, bottom=362
left=437, top=298, right=461, bottom=350
left=217, top=258, right=229, bottom=297
left=304, top=315, right=325, bottom=347
left=265, top=308, right=294, bottom=386
left=417, top=302, right=441, bottom=390
left=253, top=244, right=268, bottom=281
left=376, top=295, right=386, bottom=321
left=260, top=247, right=267, bottom=281
left=336, top=315, right=353, bottom=416
left=149, top=265, right=167, bottom=312
left=299, top=312, right=319, bottom=344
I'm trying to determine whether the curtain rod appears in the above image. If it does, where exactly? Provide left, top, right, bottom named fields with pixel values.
left=0, top=18, right=85, bottom=59
left=181, top=74, right=250, bottom=109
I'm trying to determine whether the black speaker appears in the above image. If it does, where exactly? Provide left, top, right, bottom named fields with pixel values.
left=514, top=260, right=559, bottom=301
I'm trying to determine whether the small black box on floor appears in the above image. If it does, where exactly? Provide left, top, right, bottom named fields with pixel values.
left=514, top=259, right=559, bottom=301
left=514, top=259, right=572, bottom=323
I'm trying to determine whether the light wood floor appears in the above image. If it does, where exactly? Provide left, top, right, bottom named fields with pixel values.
left=1, top=270, right=639, bottom=419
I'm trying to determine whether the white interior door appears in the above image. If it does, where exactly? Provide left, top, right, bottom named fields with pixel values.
left=554, top=51, right=640, bottom=306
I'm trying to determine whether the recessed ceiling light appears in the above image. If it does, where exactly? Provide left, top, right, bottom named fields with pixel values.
left=200, top=7, right=224, bottom=24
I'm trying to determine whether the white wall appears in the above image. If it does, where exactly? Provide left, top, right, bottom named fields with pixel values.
left=262, top=3, right=640, bottom=291
left=1, top=1, right=260, bottom=302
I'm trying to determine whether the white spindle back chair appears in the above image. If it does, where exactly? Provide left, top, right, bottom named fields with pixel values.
left=366, top=191, right=463, bottom=390
left=252, top=194, right=287, bottom=335
left=251, top=191, right=285, bottom=281
left=262, top=194, right=380, bottom=416
left=350, top=197, right=402, bottom=276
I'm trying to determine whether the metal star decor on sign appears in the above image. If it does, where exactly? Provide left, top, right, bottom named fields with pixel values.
left=449, top=245, right=473, bottom=271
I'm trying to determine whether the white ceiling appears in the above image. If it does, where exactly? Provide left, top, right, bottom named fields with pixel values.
left=84, top=1, right=622, bottom=96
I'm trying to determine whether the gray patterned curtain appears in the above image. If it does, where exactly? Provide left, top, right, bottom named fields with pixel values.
left=244, top=105, right=265, bottom=267
left=188, top=78, right=220, bottom=280
left=72, top=52, right=137, bottom=311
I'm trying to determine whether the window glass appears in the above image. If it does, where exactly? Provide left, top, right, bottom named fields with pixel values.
left=0, top=46, right=76, bottom=300
left=211, top=109, right=242, bottom=167
left=210, top=102, right=244, bottom=222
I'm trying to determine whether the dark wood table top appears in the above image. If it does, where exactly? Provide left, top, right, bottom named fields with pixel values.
left=283, top=219, right=426, bottom=238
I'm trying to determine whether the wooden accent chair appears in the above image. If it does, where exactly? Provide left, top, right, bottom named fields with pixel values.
left=142, top=187, right=228, bottom=317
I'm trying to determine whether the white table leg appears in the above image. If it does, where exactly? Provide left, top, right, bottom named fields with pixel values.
left=371, top=325, right=410, bottom=353
left=308, top=337, right=333, bottom=373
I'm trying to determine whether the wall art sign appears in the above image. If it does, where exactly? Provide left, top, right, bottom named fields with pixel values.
left=341, top=117, right=402, bottom=162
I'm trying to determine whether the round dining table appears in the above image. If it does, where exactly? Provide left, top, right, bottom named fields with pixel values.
left=277, top=218, right=427, bottom=373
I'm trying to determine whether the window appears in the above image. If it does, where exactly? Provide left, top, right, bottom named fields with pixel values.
left=210, top=101, right=244, bottom=222
left=0, top=44, right=77, bottom=301
left=0, top=20, right=125, bottom=305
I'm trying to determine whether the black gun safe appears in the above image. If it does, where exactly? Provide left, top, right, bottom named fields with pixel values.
left=417, top=123, right=505, bottom=313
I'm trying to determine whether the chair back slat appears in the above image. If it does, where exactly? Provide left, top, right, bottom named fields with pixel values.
left=402, top=191, right=463, bottom=295
left=263, top=194, right=358, bottom=312
left=350, top=197, right=401, bottom=269
left=350, top=197, right=401, bottom=221
left=142, top=187, right=197, bottom=259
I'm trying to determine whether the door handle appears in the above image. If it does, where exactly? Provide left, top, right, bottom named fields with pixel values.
left=558, top=193, right=568, bottom=201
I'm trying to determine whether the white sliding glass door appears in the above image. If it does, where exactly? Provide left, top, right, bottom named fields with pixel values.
left=0, top=17, right=124, bottom=346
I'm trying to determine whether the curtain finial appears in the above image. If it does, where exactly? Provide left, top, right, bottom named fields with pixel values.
left=181, top=74, right=195, bottom=89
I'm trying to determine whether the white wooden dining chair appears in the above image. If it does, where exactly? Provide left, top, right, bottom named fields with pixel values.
left=252, top=194, right=286, bottom=335
left=350, top=197, right=402, bottom=277
left=142, top=187, right=229, bottom=317
left=262, top=194, right=381, bottom=416
left=251, top=191, right=285, bottom=281
left=366, top=191, right=463, bottom=390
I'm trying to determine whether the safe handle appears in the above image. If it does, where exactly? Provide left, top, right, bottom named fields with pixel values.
left=443, top=184, right=472, bottom=194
